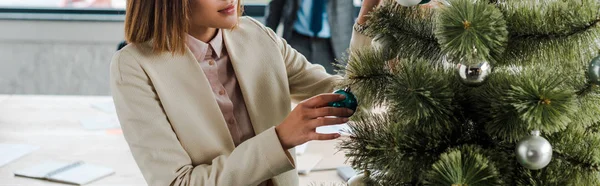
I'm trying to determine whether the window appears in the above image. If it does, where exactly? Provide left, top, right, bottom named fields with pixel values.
left=0, top=0, right=126, bottom=9
left=0, top=0, right=360, bottom=21
left=0, top=0, right=271, bottom=9
left=0, top=0, right=272, bottom=21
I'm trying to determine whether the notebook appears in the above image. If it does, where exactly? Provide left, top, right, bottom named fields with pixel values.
left=14, top=161, right=115, bottom=185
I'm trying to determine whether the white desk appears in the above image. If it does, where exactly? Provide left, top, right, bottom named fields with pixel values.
left=0, top=95, right=348, bottom=186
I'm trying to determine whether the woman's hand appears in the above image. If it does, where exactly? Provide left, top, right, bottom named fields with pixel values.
left=275, top=94, right=355, bottom=150
left=357, top=0, right=383, bottom=25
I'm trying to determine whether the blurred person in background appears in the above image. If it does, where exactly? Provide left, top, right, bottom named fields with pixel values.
left=60, top=0, right=112, bottom=8
left=110, top=0, right=379, bottom=185
left=265, top=0, right=355, bottom=74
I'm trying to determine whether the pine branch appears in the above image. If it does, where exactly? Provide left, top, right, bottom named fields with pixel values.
left=435, top=0, right=508, bottom=64
left=573, top=87, right=600, bottom=128
left=499, top=23, right=600, bottom=68
left=386, top=57, right=460, bottom=134
left=373, top=32, right=446, bottom=63
left=505, top=78, right=575, bottom=133
left=365, top=0, right=437, bottom=41
left=549, top=128, right=600, bottom=172
left=553, top=152, right=600, bottom=172
left=497, top=0, right=600, bottom=37
left=480, top=145, right=518, bottom=185
left=342, top=48, right=395, bottom=108
left=366, top=1, right=446, bottom=62
left=511, top=19, right=600, bottom=40
left=424, top=145, right=503, bottom=186
left=340, top=113, right=492, bottom=184
left=512, top=128, right=600, bottom=185
left=468, top=65, right=578, bottom=142
left=340, top=113, right=419, bottom=184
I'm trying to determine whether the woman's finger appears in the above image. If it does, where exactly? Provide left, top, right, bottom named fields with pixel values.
left=311, top=117, right=349, bottom=128
left=301, top=94, right=346, bottom=108
left=306, top=107, right=353, bottom=119
left=310, top=132, right=341, bottom=141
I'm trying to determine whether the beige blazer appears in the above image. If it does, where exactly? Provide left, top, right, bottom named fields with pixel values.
left=110, top=17, right=371, bottom=186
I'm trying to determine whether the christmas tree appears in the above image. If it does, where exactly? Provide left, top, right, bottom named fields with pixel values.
left=338, top=0, right=600, bottom=185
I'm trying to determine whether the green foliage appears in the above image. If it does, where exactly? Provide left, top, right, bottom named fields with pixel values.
left=504, top=76, right=575, bottom=133
left=340, top=113, right=422, bottom=184
left=512, top=127, right=600, bottom=185
left=366, top=1, right=445, bottom=62
left=372, top=31, right=445, bottom=63
left=342, top=47, right=394, bottom=108
left=469, top=65, right=578, bottom=142
left=499, top=23, right=600, bottom=68
left=424, top=146, right=503, bottom=186
left=386, top=57, right=459, bottom=134
left=340, top=0, right=600, bottom=184
left=435, top=0, right=508, bottom=64
left=573, top=90, right=600, bottom=128
left=498, top=0, right=600, bottom=37
left=365, top=0, right=437, bottom=41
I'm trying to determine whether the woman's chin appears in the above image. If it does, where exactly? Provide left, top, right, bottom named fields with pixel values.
left=213, top=18, right=238, bottom=29
left=226, top=20, right=238, bottom=28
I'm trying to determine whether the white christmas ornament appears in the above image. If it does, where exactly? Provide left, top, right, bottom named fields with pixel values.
left=516, top=130, right=553, bottom=170
left=347, top=173, right=367, bottom=186
left=396, top=0, right=423, bottom=6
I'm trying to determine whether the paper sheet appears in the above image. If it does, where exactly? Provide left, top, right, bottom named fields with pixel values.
left=79, top=115, right=121, bottom=130
left=295, top=143, right=308, bottom=155
left=296, top=153, right=323, bottom=175
left=90, top=101, right=116, bottom=114
left=0, top=144, right=39, bottom=167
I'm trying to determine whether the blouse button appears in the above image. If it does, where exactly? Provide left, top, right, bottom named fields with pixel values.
left=209, top=60, right=215, bottom=66
left=219, top=89, right=225, bottom=95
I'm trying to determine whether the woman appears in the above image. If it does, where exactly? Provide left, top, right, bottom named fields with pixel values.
left=110, top=0, right=378, bottom=185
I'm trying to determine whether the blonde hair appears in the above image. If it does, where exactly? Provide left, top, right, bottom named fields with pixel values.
left=124, top=0, right=243, bottom=54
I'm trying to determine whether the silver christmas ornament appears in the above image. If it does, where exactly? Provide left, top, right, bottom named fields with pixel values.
left=456, top=61, right=491, bottom=86
left=347, top=173, right=367, bottom=186
left=516, top=130, right=553, bottom=170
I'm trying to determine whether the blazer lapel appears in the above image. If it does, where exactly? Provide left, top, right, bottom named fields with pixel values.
left=145, top=45, right=236, bottom=151
left=223, top=28, right=280, bottom=134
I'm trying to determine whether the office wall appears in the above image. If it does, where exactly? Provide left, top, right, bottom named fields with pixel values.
left=0, top=17, right=269, bottom=96
left=0, top=19, right=124, bottom=95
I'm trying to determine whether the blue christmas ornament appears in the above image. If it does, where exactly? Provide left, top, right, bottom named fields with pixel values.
left=328, top=88, right=358, bottom=112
